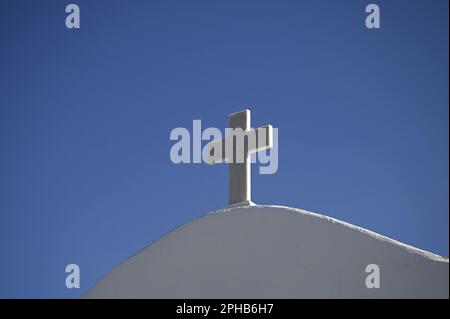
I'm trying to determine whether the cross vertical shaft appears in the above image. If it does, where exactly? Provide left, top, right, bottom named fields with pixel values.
left=228, top=110, right=251, bottom=205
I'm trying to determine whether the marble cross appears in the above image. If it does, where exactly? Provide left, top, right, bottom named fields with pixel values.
left=207, top=109, right=273, bottom=206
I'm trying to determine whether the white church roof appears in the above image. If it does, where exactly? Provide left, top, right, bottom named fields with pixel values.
left=85, top=205, right=448, bottom=298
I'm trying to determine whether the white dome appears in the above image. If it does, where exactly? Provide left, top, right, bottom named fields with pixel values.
left=85, top=205, right=448, bottom=298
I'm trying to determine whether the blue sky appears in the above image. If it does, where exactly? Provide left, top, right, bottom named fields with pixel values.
left=0, top=0, right=448, bottom=298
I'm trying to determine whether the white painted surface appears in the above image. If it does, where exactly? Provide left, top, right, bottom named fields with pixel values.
left=86, top=205, right=448, bottom=298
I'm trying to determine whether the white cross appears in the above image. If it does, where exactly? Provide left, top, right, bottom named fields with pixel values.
left=207, top=109, right=273, bottom=206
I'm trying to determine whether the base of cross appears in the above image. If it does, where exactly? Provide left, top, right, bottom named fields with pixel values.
left=226, top=200, right=256, bottom=208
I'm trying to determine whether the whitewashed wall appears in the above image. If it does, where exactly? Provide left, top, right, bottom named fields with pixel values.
left=86, top=205, right=449, bottom=298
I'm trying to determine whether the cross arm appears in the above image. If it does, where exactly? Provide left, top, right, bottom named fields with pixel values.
left=206, top=124, right=273, bottom=165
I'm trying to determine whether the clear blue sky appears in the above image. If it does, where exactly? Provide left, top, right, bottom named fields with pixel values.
left=0, top=0, right=448, bottom=298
